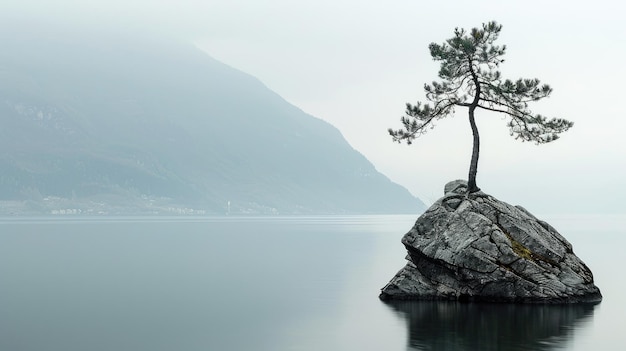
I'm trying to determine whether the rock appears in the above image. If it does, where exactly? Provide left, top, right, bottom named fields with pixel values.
left=444, top=179, right=468, bottom=195
left=380, top=180, right=602, bottom=303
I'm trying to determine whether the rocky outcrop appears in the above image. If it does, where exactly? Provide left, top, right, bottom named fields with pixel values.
left=380, top=180, right=602, bottom=303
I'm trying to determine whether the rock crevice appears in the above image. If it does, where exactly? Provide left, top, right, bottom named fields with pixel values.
left=380, top=180, right=602, bottom=303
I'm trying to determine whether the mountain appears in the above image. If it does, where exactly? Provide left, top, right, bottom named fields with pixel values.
left=0, top=26, right=425, bottom=215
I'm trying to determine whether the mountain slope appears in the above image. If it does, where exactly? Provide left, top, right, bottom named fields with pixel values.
left=0, top=27, right=425, bottom=215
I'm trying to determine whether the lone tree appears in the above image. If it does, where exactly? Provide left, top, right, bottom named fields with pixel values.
left=389, top=21, right=573, bottom=193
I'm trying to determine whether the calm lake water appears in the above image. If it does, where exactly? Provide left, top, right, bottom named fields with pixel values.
left=0, top=214, right=623, bottom=350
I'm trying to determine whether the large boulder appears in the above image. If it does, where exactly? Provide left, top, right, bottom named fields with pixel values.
left=380, top=180, right=602, bottom=303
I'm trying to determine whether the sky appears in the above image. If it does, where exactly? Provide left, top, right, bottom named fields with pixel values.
left=3, top=0, right=625, bottom=214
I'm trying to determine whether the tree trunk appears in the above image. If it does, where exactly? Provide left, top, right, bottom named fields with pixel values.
left=468, top=106, right=480, bottom=193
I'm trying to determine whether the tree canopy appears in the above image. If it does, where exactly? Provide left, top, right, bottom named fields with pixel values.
left=389, top=21, right=573, bottom=193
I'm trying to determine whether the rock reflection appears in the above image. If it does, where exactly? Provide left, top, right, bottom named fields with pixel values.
left=383, top=300, right=597, bottom=351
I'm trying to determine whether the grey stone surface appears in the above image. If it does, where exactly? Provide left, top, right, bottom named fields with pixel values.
left=380, top=180, right=602, bottom=303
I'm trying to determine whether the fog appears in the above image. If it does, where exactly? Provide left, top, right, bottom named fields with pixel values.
left=3, top=0, right=625, bottom=214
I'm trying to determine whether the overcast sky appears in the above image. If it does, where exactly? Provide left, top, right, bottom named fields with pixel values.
left=3, top=0, right=625, bottom=214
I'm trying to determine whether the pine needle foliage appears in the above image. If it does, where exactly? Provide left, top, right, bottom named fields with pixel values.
left=389, top=21, right=573, bottom=192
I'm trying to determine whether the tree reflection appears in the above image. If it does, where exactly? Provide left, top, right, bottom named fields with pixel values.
left=383, top=301, right=597, bottom=351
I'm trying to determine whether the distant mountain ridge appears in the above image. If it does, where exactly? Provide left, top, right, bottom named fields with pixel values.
left=0, top=27, right=425, bottom=215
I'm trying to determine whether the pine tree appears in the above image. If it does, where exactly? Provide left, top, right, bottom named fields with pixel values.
left=389, top=21, right=573, bottom=193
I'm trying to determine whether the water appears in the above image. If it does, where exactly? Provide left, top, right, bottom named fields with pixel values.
left=0, top=214, right=623, bottom=350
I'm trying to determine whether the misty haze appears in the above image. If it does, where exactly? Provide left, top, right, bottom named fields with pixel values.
left=1, top=1, right=625, bottom=351
left=0, top=26, right=422, bottom=215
